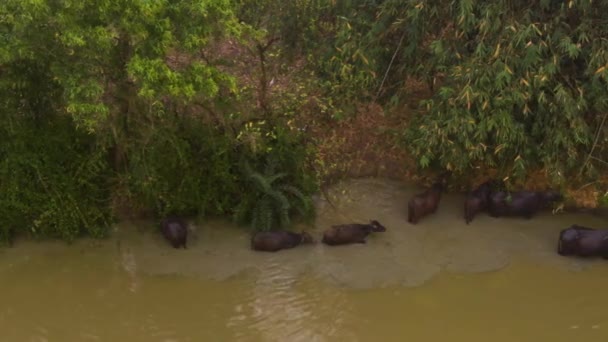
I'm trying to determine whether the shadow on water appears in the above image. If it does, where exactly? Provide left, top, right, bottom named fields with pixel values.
left=1, top=177, right=607, bottom=341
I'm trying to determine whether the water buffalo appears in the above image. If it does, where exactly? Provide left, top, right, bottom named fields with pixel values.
left=322, top=220, right=386, bottom=246
left=464, top=180, right=496, bottom=224
left=488, top=190, right=562, bottom=219
left=557, top=225, right=608, bottom=258
left=160, top=217, right=188, bottom=249
left=408, top=181, right=446, bottom=224
left=251, top=231, right=313, bottom=252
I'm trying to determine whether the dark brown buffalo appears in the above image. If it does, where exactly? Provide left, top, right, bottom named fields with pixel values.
left=251, top=231, right=313, bottom=252
left=322, top=220, right=386, bottom=246
left=160, top=217, right=188, bottom=249
left=464, top=180, right=496, bottom=224
left=408, top=181, right=446, bottom=224
left=488, top=190, right=562, bottom=219
left=557, top=225, right=608, bottom=258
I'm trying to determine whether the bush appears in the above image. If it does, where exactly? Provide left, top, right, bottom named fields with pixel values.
left=121, top=104, right=317, bottom=232
left=124, top=114, right=239, bottom=218
left=402, top=1, right=608, bottom=183
left=0, top=115, right=113, bottom=244
left=233, top=121, right=317, bottom=231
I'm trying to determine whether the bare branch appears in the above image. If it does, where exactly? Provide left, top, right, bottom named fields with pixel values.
left=579, top=112, right=608, bottom=176
left=375, top=30, right=406, bottom=101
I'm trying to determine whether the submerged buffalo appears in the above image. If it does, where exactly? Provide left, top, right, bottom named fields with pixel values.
left=488, top=190, right=562, bottom=219
left=251, top=231, right=313, bottom=252
left=160, top=217, right=188, bottom=249
left=408, top=180, right=446, bottom=224
left=322, top=220, right=386, bottom=246
left=464, top=180, right=499, bottom=224
left=557, top=225, right=608, bottom=258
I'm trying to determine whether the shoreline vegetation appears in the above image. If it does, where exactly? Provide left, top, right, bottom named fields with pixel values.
left=1, top=1, right=608, bottom=245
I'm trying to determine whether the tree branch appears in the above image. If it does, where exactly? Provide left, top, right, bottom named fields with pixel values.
left=375, top=30, right=406, bottom=101
left=579, top=112, right=608, bottom=176
left=255, top=36, right=280, bottom=114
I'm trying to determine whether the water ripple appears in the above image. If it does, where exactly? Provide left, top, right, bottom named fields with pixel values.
left=227, top=262, right=360, bottom=342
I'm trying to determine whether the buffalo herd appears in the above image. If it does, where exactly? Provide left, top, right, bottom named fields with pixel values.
left=160, top=176, right=607, bottom=259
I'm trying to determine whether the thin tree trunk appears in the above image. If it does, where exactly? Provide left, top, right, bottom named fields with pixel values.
left=255, top=37, right=280, bottom=114
left=111, top=33, right=135, bottom=172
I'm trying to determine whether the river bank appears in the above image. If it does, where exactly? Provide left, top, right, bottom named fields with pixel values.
left=2, top=178, right=608, bottom=341
left=304, top=102, right=607, bottom=212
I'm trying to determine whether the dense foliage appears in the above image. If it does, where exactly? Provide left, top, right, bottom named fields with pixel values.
left=399, top=0, right=608, bottom=182
left=0, top=0, right=316, bottom=243
left=0, top=113, right=112, bottom=244
left=280, top=0, right=608, bottom=182
left=2, top=0, right=608, bottom=244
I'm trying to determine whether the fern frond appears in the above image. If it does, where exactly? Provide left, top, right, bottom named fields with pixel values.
left=265, top=172, right=288, bottom=185
left=292, top=201, right=310, bottom=219
left=259, top=197, right=274, bottom=231
left=279, top=184, right=312, bottom=211
left=249, top=171, right=288, bottom=193
left=237, top=158, right=315, bottom=232
left=267, top=189, right=291, bottom=212
left=264, top=156, right=279, bottom=176
left=278, top=184, right=307, bottom=202
left=267, top=190, right=291, bottom=228
left=248, top=172, right=274, bottom=193
left=251, top=197, right=273, bottom=231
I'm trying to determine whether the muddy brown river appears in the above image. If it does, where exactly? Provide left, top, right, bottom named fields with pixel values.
left=1, top=178, right=607, bottom=341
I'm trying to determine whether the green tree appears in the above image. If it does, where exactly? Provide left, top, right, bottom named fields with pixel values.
left=288, top=0, right=608, bottom=183
left=401, top=0, right=608, bottom=182
left=0, top=0, right=318, bottom=241
left=0, top=0, right=238, bottom=166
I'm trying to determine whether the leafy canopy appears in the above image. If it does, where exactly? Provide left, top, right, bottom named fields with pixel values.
left=0, top=0, right=238, bottom=133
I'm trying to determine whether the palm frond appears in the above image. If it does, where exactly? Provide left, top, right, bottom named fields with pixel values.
left=278, top=184, right=308, bottom=204
left=267, top=190, right=291, bottom=228
left=279, top=184, right=313, bottom=213
left=249, top=171, right=288, bottom=190
left=236, top=159, right=315, bottom=232
left=248, top=172, right=274, bottom=193
left=254, top=196, right=273, bottom=231
left=263, top=156, right=279, bottom=175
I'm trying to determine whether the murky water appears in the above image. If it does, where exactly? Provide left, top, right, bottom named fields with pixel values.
left=1, top=178, right=607, bottom=341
